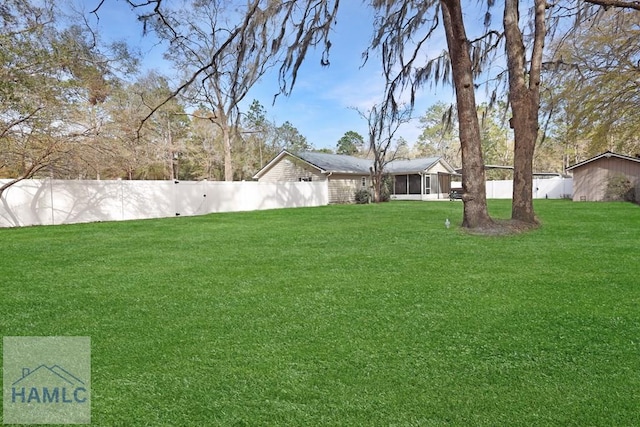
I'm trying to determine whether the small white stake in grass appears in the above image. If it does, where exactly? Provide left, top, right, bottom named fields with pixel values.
left=445, top=218, right=450, bottom=229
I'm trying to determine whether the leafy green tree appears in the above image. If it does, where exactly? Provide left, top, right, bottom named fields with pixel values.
left=394, top=136, right=412, bottom=159
left=240, top=100, right=278, bottom=176
left=187, top=108, right=225, bottom=181
left=336, top=131, right=365, bottom=155
left=545, top=9, right=640, bottom=159
left=239, top=100, right=314, bottom=176
left=274, top=121, right=312, bottom=153
left=416, top=102, right=460, bottom=165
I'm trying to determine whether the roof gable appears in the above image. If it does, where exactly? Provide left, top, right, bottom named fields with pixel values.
left=252, top=150, right=325, bottom=179
left=385, top=157, right=450, bottom=173
left=566, top=151, right=640, bottom=171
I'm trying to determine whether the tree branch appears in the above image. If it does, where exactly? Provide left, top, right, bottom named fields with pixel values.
left=584, top=0, right=640, bottom=11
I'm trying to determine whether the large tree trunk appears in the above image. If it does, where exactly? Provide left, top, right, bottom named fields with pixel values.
left=504, top=0, right=546, bottom=224
left=441, top=0, right=493, bottom=228
left=223, top=127, right=233, bottom=181
left=510, top=97, right=538, bottom=223
left=216, top=109, right=233, bottom=182
left=370, top=161, right=383, bottom=203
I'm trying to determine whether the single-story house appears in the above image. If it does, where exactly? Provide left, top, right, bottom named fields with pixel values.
left=566, top=151, right=640, bottom=201
left=253, top=150, right=458, bottom=203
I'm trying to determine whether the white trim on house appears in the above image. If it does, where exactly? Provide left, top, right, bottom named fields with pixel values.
left=566, top=151, right=640, bottom=171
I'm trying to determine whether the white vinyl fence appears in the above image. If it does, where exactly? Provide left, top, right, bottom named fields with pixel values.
left=485, top=177, right=573, bottom=199
left=0, top=179, right=329, bottom=228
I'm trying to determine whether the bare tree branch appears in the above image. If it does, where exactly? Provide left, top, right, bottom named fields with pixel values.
left=0, top=108, right=43, bottom=140
left=89, top=0, right=106, bottom=16
left=353, top=103, right=411, bottom=202
left=584, top=0, right=640, bottom=11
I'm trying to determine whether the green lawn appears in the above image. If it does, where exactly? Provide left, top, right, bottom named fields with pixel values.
left=1, top=200, right=639, bottom=426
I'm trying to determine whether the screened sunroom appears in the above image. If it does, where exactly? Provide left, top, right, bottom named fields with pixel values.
left=387, top=159, right=458, bottom=200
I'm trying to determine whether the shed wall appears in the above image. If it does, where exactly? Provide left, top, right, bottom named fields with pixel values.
left=572, top=157, right=640, bottom=201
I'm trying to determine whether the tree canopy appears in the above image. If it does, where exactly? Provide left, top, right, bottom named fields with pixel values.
left=545, top=8, right=640, bottom=158
left=336, top=131, right=365, bottom=156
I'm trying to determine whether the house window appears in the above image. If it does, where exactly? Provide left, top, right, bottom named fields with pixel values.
left=408, top=174, right=421, bottom=194
left=361, top=177, right=367, bottom=187
left=394, top=175, right=408, bottom=194
left=299, top=177, right=312, bottom=182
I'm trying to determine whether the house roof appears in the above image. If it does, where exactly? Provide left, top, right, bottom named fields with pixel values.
left=385, top=157, right=442, bottom=173
left=253, top=150, right=456, bottom=179
left=294, top=151, right=372, bottom=174
left=566, top=151, right=640, bottom=171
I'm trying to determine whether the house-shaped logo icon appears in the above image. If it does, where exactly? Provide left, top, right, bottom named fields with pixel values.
left=3, top=335, right=91, bottom=424
left=11, top=365, right=88, bottom=404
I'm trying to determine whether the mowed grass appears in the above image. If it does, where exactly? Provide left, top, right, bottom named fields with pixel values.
left=1, top=200, right=639, bottom=426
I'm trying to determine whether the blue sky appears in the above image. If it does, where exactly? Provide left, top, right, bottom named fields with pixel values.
left=89, top=1, right=466, bottom=151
